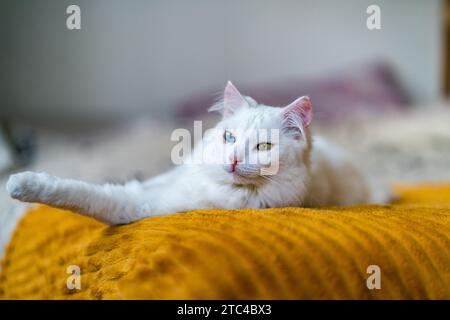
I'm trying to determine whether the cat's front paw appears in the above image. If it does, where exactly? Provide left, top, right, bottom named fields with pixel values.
left=6, top=171, right=55, bottom=202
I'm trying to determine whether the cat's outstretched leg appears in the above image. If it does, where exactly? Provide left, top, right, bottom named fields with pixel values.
left=6, top=171, right=151, bottom=225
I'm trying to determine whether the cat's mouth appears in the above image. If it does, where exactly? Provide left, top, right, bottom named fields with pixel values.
left=231, top=175, right=256, bottom=186
left=223, top=163, right=270, bottom=184
left=222, top=163, right=272, bottom=186
left=229, top=168, right=265, bottom=186
left=233, top=171, right=251, bottom=179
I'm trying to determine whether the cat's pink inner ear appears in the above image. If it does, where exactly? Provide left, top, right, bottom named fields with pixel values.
left=223, top=81, right=248, bottom=117
left=283, top=96, right=313, bottom=128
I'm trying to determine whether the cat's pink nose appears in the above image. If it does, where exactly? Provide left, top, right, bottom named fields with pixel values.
left=229, top=154, right=238, bottom=172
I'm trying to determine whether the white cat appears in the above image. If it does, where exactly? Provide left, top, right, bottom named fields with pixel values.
left=6, top=82, right=384, bottom=225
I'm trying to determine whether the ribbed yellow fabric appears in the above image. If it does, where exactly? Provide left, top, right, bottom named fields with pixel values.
left=1, top=184, right=449, bottom=299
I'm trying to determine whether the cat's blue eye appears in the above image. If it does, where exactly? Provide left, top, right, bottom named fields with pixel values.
left=223, top=130, right=236, bottom=143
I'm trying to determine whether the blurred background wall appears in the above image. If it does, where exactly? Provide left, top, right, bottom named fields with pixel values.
left=0, top=0, right=444, bottom=125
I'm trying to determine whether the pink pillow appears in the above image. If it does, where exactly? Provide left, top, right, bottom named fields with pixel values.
left=176, top=61, right=409, bottom=123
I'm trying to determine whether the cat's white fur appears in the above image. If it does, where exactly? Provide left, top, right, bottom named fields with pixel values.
left=6, top=82, right=383, bottom=225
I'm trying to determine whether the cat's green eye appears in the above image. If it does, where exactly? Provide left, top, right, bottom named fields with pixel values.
left=223, top=130, right=236, bottom=143
left=257, top=143, right=272, bottom=151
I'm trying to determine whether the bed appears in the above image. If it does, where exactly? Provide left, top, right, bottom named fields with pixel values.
left=1, top=183, right=449, bottom=299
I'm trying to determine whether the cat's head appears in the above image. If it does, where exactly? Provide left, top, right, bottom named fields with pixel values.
left=204, top=81, right=313, bottom=186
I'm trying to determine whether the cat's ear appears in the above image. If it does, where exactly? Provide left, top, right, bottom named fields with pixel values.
left=281, top=96, right=313, bottom=138
left=209, top=81, right=249, bottom=117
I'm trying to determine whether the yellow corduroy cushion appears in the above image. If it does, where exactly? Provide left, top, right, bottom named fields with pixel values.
left=1, top=184, right=449, bottom=299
